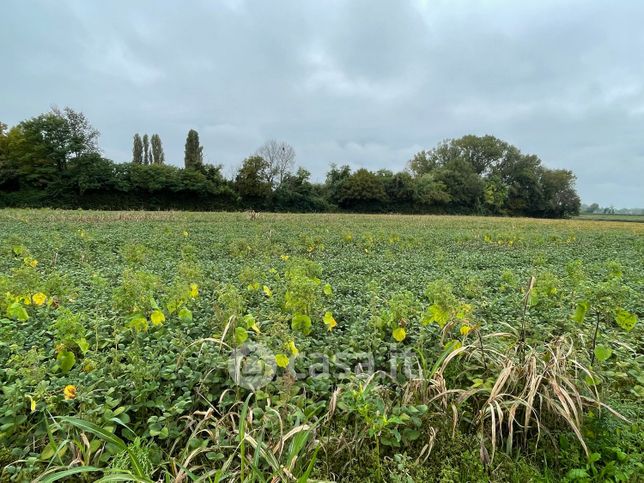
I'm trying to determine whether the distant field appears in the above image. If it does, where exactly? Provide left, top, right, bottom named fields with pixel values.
left=0, top=210, right=642, bottom=481
left=576, top=213, right=644, bottom=223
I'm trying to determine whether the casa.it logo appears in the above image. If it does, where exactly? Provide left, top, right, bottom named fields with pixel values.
left=227, top=341, right=276, bottom=390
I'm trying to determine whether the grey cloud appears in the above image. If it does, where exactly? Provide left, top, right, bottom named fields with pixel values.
left=1, top=0, right=643, bottom=206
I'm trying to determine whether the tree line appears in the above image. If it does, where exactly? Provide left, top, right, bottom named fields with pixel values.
left=0, top=107, right=580, bottom=217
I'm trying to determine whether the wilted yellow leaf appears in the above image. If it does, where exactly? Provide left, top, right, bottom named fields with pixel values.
left=64, top=385, right=77, bottom=400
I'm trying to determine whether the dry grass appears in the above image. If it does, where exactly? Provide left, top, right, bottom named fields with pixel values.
left=426, top=335, right=628, bottom=464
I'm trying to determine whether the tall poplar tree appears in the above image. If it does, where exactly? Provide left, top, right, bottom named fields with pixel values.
left=143, top=134, right=150, bottom=165
left=151, top=134, right=165, bottom=165
left=132, top=134, right=143, bottom=164
left=184, top=129, right=203, bottom=170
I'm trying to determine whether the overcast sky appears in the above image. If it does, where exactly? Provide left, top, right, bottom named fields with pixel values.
left=2, top=0, right=643, bottom=207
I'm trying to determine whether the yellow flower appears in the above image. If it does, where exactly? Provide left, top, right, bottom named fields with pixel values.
left=64, top=385, right=77, bottom=400
left=32, top=292, right=47, bottom=306
left=280, top=255, right=290, bottom=261
left=460, top=325, right=472, bottom=336
left=190, top=283, right=199, bottom=298
left=182, top=230, right=189, bottom=237
left=22, top=295, right=32, bottom=305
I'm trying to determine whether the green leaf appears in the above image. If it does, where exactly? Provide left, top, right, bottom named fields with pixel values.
left=392, top=327, right=406, bottom=342
left=243, top=314, right=260, bottom=333
left=572, top=300, right=589, bottom=323
left=615, top=308, right=637, bottom=332
left=38, top=466, right=102, bottom=483
left=323, top=283, right=333, bottom=296
left=76, top=337, right=90, bottom=355
left=127, top=314, right=148, bottom=332
left=426, top=304, right=449, bottom=328
left=594, top=345, right=612, bottom=362
left=402, top=428, right=420, bottom=443
left=178, top=307, right=192, bottom=322
left=57, top=351, right=76, bottom=373
left=291, top=313, right=312, bottom=335
left=234, top=327, right=248, bottom=345
left=7, top=302, right=29, bottom=321
left=566, top=468, right=589, bottom=480
left=58, top=416, right=127, bottom=451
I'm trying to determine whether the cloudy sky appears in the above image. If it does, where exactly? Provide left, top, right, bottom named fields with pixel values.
left=2, top=0, right=643, bottom=207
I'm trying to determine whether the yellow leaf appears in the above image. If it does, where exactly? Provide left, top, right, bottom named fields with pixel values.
left=150, top=310, right=165, bottom=326
left=64, top=385, right=77, bottom=400
left=275, top=353, right=289, bottom=368
left=460, top=325, right=471, bottom=336
left=190, top=283, right=199, bottom=298
left=262, top=285, right=273, bottom=298
left=32, top=292, right=47, bottom=306
left=393, top=327, right=406, bottom=342
left=28, top=395, right=36, bottom=412
left=288, top=340, right=299, bottom=356
left=323, top=311, right=337, bottom=331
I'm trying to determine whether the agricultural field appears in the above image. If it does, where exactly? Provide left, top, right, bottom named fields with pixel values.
left=0, top=209, right=642, bottom=482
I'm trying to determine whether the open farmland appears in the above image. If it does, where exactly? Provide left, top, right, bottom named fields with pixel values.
left=0, top=210, right=642, bottom=482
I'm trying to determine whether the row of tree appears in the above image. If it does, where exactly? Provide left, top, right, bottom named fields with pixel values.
left=133, top=133, right=165, bottom=165
left=0, top=107, right=581, bottom=217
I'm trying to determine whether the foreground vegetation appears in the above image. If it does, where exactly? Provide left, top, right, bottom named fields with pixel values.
left=0, top=210, right=641, bottom=482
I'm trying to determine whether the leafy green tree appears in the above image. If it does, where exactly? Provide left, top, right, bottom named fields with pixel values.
left=150, top=134, right=165, bottom=165
left=539, top=169, right=580, bottom=218
left=273, top=167, right=328, bottom=212
left=1, top=108, right=100, bottom=193
left=132, top=134, right=143, bottom=164
left=184, top=129, right=203, bottom=170
left=408, top=150, right=438, bottom=177
left=57, top=107, right=100, bottom=159
left=324, top=164, right=352, bottom=205
left=434, top=158, right=484, bottom=211
left=338, top=168, right=388, bottom=211
left=234, top=155, right=271, bottom=208
left=494, top=153, right=543, bottom=215
left=483, top=175, right=509, bottom=214
left=143, top=134, right=150, bottom=165
left=413, top=173, right=451, bottom=207
left=384, top=172, right=415, bottom=206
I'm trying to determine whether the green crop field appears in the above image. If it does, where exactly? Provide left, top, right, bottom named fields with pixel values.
left=0, top=209, right=642, bottom=482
